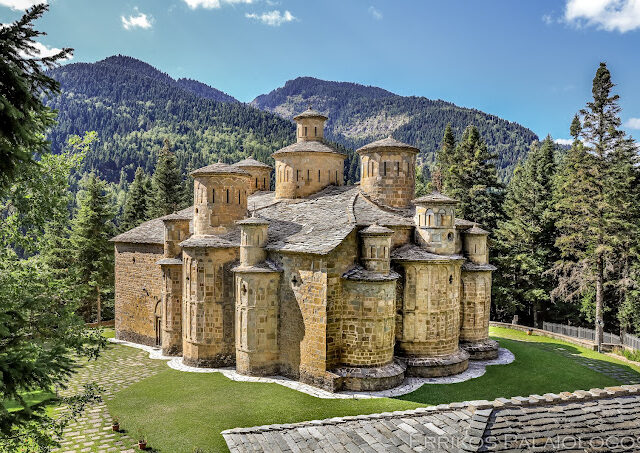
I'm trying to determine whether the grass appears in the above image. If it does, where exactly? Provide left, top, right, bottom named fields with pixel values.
left=3, top=390, right=56, bottom=413
left=106, top=326, right=640, bottom=452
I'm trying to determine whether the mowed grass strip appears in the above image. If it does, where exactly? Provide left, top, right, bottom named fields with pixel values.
left=106, top=328, right=637, bottom=452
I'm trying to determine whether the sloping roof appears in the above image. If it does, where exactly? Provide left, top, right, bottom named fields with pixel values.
left=465, top=225, right=490, bottom=235
left=112, top=187, right=415, bottom=254
left=190, top=162, right=251, bottom=177
left=272, top=140, right=345, bottom=156
left=462, top=262, right=497, bottom=272
left=357, top=136, right=419, bottom=153
left=223, top=385, right=640, bottom=453
left=293, top=108, right=328, bottom=121
left=111, top=206, right=193, bottom=245
left=156, top=258, right=182, bottom=265
left=236, top=216, right=270, bottom=226
left=232, top=158, right=272, bottom=169
left=359, top=224, right=393, bottom=235
left=391, top=243, right=463, bottom=262
left=342, top=265, right=399, bottom=282
left=159, top=212, right=190, bottom=221
left=455, top=218, right=475, bottom=229
left=414, top=191, right=459, bottom=204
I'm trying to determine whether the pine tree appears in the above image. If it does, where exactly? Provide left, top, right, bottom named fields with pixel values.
left=70, top=174, right=115, bottom=323
left=120, top=167, right=149, bottom=232
left=149, top=139, right=183, bottom=217
left=553, top=63, right=639, bottom=349
left=494, top=137, right=558, bottom=326
left=443, top=125, right=504, bottom=230
left=436, top=123, right=456, bottom=181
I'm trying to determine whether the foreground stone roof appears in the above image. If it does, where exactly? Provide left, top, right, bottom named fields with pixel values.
left=293, top=108, right=328, bottom=121
left=223, top=385, right=640, bottom=452
left=391, top=243, right=464, bottom=262
left=190, top=162, right=251, bottom=177
left=462, top=262, right=498, bottom=272
left=414, top=191, right=459, bottom=204
left=111, top=206, right=193, bottom=245
left=272, top=140, right=344, bottom=156
left=357, top=136, right=419, bottom=153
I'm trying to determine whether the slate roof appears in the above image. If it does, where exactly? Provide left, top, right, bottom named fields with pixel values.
left=223, top=385, right=640, bottom=453
left=342, top=265, right=400, bottom=282
left=462, top=262, right=497, bottom=272
left=190, top=162, right=251, bottom=177
left=236, top=216, right=270, bottom=225
left=232, top=158, right=272, bottom=169
left=112, top=186, right=414, bottom=255
left=272, top=140, right=345, bottom=156
left=414, top=191, right=459, bottom=204
left=111, top=206, right=193, bottom=245
left=357, top=136, right=419, bottom=153
left=465, top=225, right=490, bottom=235
left=359, top=224, right=394, bottom=235
left=232, top=260, right=281, bottom=273
left=391, top=243, right=464, bottom=262
left=156, top=258, right=182, bottom=265
left=159, top=212, right=190, bottom=221
left=455, top=218, right=475, bottom=229
left=293, top=108, right=328, bottom=121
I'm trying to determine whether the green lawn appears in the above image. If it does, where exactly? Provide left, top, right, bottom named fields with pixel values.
left=3, top=390, right=56, bottom=413
left=107, top=327, right=640, bottom=452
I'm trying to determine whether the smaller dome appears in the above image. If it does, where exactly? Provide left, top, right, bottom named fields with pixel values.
left=272, top=140, right=345, bottom=156
left=293, top=108, right=328, bottom=121
left=357, top=136, right=419, bottom=154
left=465, top=225, right=490, bottom=235
left=233, top=158, right=272, bottom=169
left=413, top=191, right=459, bottom=204
left=360, top=224, right=394, bottom=235
left=236, top=216, right=270, bottom=226
left=190, top=162, right=251, bottom=177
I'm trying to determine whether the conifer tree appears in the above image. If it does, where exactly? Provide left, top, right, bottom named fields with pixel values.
left=120, top=167, right=149, bottom=232
left=553, top=63, right=639, bottom=349
left=70, top=174, right=115, bottom=323
left=443, top=125, right=504, bottom=230
left=149, top=139, right=183, bottom=217
left=436, top=123, right=456, bottom=181
left=494, top=137, right=558, bottom=325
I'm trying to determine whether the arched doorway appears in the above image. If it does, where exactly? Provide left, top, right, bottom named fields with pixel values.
left=154, top=299, right=162, bottom=347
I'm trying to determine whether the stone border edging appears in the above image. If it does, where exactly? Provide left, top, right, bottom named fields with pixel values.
left=107, top=338, right=515, bottom=399
left=490, top=321, right=596, bottom=349
left=221, top=383, right=640, bottom=435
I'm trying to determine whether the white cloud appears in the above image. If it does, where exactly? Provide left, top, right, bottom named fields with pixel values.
left=0, top=0, right=45, bottom=10
left=245, top=9, right=295, bottom=26
left=542, top=14, right=553, bottom=25
left=564, top=0, right=640, bottom=32
left=121, top=9, right=153, bottom=30
left=624, top=118, right=640, bottom=129
left=18, top=41, right=72, bottom=61
left=183, top=0, right=252, bottom=9
left=369, top=6, right=383, bottom=20
left=555, top=138, right=574, bottom=146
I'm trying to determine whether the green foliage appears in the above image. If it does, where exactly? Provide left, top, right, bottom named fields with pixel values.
left=70, top=173, right=116, bottom=323
left=552, top=63, right=640, bottom=338
left=149, top=139, right=186, bottom=217
left=493, top=137, right=559, bottom=325
left=120, top=167, right=149, bottom=232
left=440, top=125, right=504, bottom=231
left=0, top=4, right=72, bottom=190
left=253, top=77, right=538, bottom=181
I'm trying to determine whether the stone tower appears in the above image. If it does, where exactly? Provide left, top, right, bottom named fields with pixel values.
left=232, top=158, right=272, bottom=195
left=190, top=162, right=252, bottom=235
left=233, top=217, right=281, bottom=376
left=273, top=108, right=346, bottom=199
left=357, top=137, right=418, bottom=209
left=413, top=192, right=458, bottom=255
left=459, top=225, right=498, bottom=359
left=336, top=224, right=404, bottom=391
left=158, top=213, right=190, bottom=356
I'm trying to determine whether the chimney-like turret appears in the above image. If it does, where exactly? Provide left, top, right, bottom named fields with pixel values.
left=359, top=223, right=394, bottom=274
left=413, top=191, right=459, bottom=255
left=237, top=216, right=269, bottom=267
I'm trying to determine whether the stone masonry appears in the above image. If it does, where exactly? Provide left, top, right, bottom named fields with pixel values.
left=111, top=107, right=498, bottom=392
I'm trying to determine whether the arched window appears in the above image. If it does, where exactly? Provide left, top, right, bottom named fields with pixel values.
left=307, top=169, right=310, bottom=181
left=314, top=126, right=317, bottom=136
left=263, top=177, right=266, bottom=188
left=304, top=126, right=307, bottom=136
left=296, top=169, right=300, bottom=181
left=383, top=161, right=387, bottom=176
left=238, top=190, right=241, bottom=204
left=396, top=162, right=400, bottom=175
left=255, top=177, right=258, bottom=188
left=371, top=246, right=376, bottom=258
left=335, top=170, right=338, bottom=183
left=383, top=246, right=388, bottom=258
left=318, top=169, right=321, bottom=181
left=212, top=188, right=215, bottom=203
left=226, top=189, right=229, bottom=203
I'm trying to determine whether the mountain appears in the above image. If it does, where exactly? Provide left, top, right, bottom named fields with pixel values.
left=45, top=55, right=292, bottom=183
left=252, top=77, right=539, bottom=180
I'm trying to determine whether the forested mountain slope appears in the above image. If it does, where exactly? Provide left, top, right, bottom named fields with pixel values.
left=252, top=77, right=539, bottom=180
left=46, top=56, right=293, bottom=183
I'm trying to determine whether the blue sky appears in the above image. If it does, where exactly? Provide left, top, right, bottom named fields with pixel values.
left=3, top=0, right=640, bottom=142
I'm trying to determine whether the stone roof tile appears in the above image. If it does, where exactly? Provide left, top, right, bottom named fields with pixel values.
left=111, top=206, right=193, bottom=245
left=414, top=192, right=458, bottom=204
left=359, top=224, right=394, bottom=235
left=391, top=243, right=464, bottom=262
left=190, top=162, right=251, bottom=177
left=465, top=225, right=490, bottom=235
left=357, top=136, right=419, bottom=153
left=462, top=262, right=497, bottom=272
left=232, top=158, right=272, bottom=169
left=342, top=265, right=400, bottom=282
left=293, top=108, right=328, bottom=121
left=272, top=140, right=345, bottom=156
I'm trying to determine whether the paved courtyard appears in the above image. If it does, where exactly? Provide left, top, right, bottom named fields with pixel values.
left=53, top=344, right=165, bottom=453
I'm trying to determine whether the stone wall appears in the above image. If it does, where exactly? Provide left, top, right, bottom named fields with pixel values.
left=358, top=149, right=416, bottom=209
left=460, top=271, right=492, bottom=342
left=235, top=271, right=280, bottom=375
left=340, top=280, right=396, bottom=367
left=274, top=152, right=345, bottom=199
left=114, top=242, right=164, bottom=346
left=182, top=246, right=238, bottom=367
left=395, top=261, right=462, bottom=357
left=193, top=174, right=250, bottom=235
left=243, top=167, right=272, bottom=195
left=161, top=263, right=183, bottom=355
left=388, top=226, right=412, bottom=250
left=414, top=204, right=457, bottom=255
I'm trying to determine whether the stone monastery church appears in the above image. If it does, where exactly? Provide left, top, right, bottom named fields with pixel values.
left=112, top=108, right=498, bottom=392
